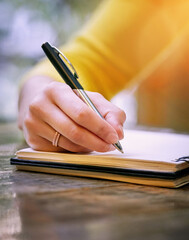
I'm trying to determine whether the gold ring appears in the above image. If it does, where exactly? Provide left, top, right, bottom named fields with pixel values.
left=52, top=131, right=61, bottom=147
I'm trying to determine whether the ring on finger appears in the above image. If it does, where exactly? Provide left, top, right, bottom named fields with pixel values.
left=52, top=131, right=61, bottom=147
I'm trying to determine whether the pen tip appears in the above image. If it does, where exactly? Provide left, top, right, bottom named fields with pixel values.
left=113, top=142, right=124, bottom=154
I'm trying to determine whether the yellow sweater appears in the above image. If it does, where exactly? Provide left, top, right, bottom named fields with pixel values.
left=25, top=0, right=189, bottom=100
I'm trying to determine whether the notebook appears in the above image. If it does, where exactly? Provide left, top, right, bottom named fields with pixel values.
left=10, top=129, right=189, bottom=188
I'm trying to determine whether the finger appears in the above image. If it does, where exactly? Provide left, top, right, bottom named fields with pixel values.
left=27, top=105, right=115, bottom=153
left=24, top=112, right=92, bottom=152
left=35, top=120, right=92, bottom=153
left=23, top=123, right=58, bottom=152
left=104, top=111, right=125, bottom=140
left=24, top=134, right=69, bottom=152
left=46, top=105, right=115, bottom=152
left=25, top=134, right=63, bottom=152
left=88, top=92, right=126, bottom=139
left=47, top=83, right=119, bottom=144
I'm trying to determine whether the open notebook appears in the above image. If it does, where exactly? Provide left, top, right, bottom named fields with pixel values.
left=11, top=130, right=189, bottom=188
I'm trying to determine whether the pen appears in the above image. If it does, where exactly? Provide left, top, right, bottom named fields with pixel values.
left=41, top=42, right=124, bottom=153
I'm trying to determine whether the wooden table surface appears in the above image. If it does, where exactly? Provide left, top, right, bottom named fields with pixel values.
left=0, top=123, right=189, bottom=240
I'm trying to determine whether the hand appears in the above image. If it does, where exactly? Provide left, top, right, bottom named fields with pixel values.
left=20, top=80, right=126, bottom=153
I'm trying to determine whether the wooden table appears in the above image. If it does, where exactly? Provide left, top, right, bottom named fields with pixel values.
left=1, top=123, right=189, bottom=240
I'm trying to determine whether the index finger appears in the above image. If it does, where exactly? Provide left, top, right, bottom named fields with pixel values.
left=51, top=83, right=119, bottom=144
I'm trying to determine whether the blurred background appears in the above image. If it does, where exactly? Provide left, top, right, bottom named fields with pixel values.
left=0, top=0, right=189, bottom=133
left=0, top=0, right=101, bottom=122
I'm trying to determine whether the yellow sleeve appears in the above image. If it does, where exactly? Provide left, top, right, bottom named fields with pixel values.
left=23, top=0, right=189, bottom=100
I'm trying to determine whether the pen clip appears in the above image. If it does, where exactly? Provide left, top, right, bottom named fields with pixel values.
left=53, top=46, right=79, bottom=79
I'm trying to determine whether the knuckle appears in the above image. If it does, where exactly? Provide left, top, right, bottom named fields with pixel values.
left=29, top=98, right=42, bottom=114
left=46, top=81, right=58, bottom=90
left=96, top=123, right=108, bottom=136
left=44, top=82, right=71, bottom=99
left=29, top=96, right=47, bottom=117
left=24, top=115, right=33, bottom=129
left=44, top=82, right=57, bottom=98
left=29, top=102, right=37, bottom=114
left=89, top=91, right=104, bottom=100
left=75, top=106, right=89, bottom=124
left=69, top=126, right=83, bottom=143
left=59, top=82, right=71, bottom=91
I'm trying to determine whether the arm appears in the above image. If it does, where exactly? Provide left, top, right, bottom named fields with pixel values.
left=24, top=0, right=189, bottom=100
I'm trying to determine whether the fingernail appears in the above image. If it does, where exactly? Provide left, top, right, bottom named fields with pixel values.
left=119, top=125, right=124, bottom=138
left=107, top=133, right=119, bottom=144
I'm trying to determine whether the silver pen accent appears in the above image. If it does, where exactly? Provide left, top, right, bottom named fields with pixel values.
left=76, top=89, right=124, bottom=153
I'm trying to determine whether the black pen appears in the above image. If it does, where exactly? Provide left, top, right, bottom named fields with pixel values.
left=41, top=42, right=124, bottom=153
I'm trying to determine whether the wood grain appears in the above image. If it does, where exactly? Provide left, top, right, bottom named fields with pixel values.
left=0, top=123, right=189, bottom=240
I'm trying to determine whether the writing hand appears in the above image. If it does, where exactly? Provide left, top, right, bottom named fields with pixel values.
left=19, top=78, right=126, bottom=153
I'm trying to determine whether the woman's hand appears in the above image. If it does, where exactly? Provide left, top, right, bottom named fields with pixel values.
left=18, top=77, right=126, bottom=153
